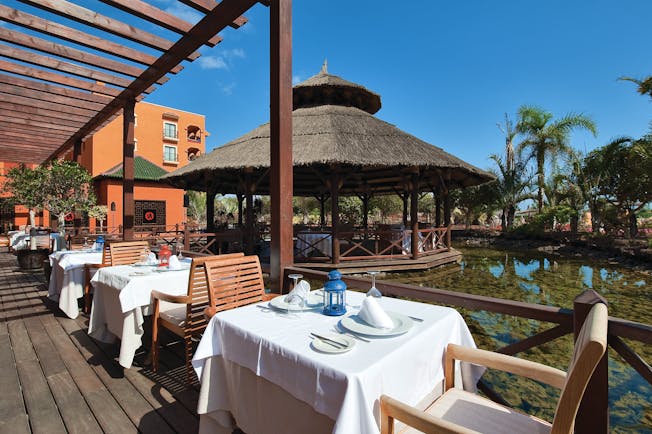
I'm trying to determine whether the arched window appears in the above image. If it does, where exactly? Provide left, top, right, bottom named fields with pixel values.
left=187, top=125, right=202, bottom=142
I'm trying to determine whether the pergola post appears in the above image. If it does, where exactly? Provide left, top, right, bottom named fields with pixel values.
left=402, top=192, right=408, bottom=227
left=318, top=192, right=327, bottom=228
left=245, top=171, right=255, bottom=255
left=72, top=138, right=82, bottom=164
left=410, top=175, right=420, bottom=259
left=122, top=97, right=136, bottom=241
left=206, top=185, right=216, bottom=232
left=330, top=172, right=340, bottom=264
left=269, top=0, right=293, bottom=291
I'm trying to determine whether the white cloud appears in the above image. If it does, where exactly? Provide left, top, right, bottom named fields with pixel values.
left=198, top=56, right=228, bottom=70
left=165, top=4, right=202, bottom=24
left=293, top=75, right=302, bottom=85
left=226, top=48, right=245, bottom=59
left=221, top=82, right=236, bottom=95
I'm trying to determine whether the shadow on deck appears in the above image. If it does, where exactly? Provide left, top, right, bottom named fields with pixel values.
left=0, top=252, right=199, bottom=434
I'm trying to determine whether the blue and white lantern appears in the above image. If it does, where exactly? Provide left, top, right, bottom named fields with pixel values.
left=323, top=270, right=347, bottom=316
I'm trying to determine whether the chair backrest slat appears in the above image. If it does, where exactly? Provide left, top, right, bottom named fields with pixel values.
left=551, top=303, right=608, bottom=434
left=204, top=255, right=266, bottom=314
left=108, top=241, right=150, bottom=266
left=184, top=253, right=244, bottom=336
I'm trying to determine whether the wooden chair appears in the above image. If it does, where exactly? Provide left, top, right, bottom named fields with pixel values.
left=83, top=240, right=150, bottom=314
left=380, top=303, right=608, bottom=434
left=150, top=252, right=244, bottom=384
left=203, top=254, right=277, bottom=320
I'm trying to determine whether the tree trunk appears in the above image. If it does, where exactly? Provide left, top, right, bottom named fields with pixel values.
left=537, top=151, right=545, bottom=213
left=29, top=209, right=36, bottom=227
left=570, top=213, right=579, bottom=234
left=629, top=211, right=638, bottom=238
left=501, top=210, right=507, bottom=233
left=58, top=213, right=67, bottom=236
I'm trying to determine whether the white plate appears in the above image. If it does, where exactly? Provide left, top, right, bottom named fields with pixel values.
left=269, top=290, right=324, bottom=312
left=155, top=265, right=190, bottom=272
left=339, top=311, right=413, bottom=337
left=311, top=333, right=355, bottom=354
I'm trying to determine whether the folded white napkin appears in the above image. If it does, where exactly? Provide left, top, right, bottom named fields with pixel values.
left=168, top=255, right=181, bottom=270
left=91, top=242, right=98, bottom=250
left=284, top=280, right=310, bottom=305
left=146, top=252, right=157, bottom=265
left=358, top=296, right=394, bottom=329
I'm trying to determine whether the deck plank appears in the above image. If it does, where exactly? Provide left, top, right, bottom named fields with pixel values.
left=57, top=315, right=177, bottom=434
left=8, top=320, right=67, bottom=434
left=0, top=332, right=30, bottom=434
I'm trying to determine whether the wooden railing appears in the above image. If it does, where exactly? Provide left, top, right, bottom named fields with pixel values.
left=294, top=226, right=451, bottom=262
left=282, top=265, right=652, bottom=434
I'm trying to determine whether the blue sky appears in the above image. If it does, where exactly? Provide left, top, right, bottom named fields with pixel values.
left=4, top=1, right=651, bottom=171
left=144, top=0, right=652, bottom=172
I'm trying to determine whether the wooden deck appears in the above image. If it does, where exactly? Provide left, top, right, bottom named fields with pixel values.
left=293, top=248, right=462, bottom=274
left=0, top=252, right=200, bottom=434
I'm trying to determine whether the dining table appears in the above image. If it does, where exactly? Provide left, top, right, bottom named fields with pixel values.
left=48, top=249, right=103, bottom=319
left=295, top=231, right=332, bottom=257
left=88, top=262, right=191, bottom=368
left=192, top=290, right=482, bottom=434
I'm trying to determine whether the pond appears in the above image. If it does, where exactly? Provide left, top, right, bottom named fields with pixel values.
left=382, top=245, right=652, bottom=433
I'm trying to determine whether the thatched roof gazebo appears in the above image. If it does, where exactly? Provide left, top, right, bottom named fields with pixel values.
left=164, top=62, right=493, bottom=265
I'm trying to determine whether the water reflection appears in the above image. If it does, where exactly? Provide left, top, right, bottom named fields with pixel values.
left=385, top=246, right=651, bottom=432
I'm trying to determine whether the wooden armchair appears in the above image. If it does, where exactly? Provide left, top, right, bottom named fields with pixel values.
left=150, top=252, right=244, bottom=384
left=82, top=240, right=150, bottom=314
left=203, top=254, right=277, bottom=320
left=380, top=303, right=608, bottom=434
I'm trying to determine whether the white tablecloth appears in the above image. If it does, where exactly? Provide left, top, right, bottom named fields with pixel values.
left=11, top=232, right=66, bottom=251
left=296, top=232, right=332, bottom=257
left=48, top=250, right=103, bottom=319
left=193, top=291, right=480, bottom=434
left=88, top=265, right=190, bottom=368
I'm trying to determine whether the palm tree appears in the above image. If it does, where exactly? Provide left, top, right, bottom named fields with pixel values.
left=516, top=105, right=597, bottom=213
left=489, top=153, right=532, bottom=232
left=620, top=75, right=652, bottom=99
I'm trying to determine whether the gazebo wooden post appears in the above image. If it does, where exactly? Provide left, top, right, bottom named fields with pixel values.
left=72, top=138, right=82, bottom=164
left=205, top=181, right=217, bottom=253
left=269, top=0, right=293, bottom=291
left=122, top=97, right=136, bottom=241
left=361, top=193, right=369, bottom=240
left=245, top=171, right=255, bottom=255
left=330, top=172, right=340, bottom=264
left=443, top=187, right=451, bottom=248
left=410, top=175, right=420, bottom=259
left=236, top=193, right=244, bottom=227
left=401, top=192, right=408, bottom=227
left=434, top=190, right=442, bottom=227
left=317, top=193, right=327, bottom=228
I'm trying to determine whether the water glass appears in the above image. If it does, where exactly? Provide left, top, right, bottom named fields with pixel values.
left=366, top=270, right=381, bottom=298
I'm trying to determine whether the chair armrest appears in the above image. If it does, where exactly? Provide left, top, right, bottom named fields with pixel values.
left=380, top=395, right=479, bottom=434
left=445, top=343, right=566, bottom=390
left=151, top=290, right=190, bottom=304
left=203, top=306, right=217, bottom=320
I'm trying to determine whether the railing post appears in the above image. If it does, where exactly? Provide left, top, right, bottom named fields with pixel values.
left=573, top=289, right=609, bottom=434
left=446, top=225, right=451, bottom=250
left=183, top=223, right=190, bottom=251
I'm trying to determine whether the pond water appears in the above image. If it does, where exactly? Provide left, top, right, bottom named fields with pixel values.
left=382, top=245, right=652, bottom=433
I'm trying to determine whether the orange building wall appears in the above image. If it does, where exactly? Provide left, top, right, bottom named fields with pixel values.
left=81, top=101, right=206, bottom=177
left=98, top=180, right=186, bottom=229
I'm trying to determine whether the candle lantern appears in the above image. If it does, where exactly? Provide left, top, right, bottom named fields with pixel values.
left=323, top=269, right=347, bottom=316
left=158, top=244, right=172, bottom=267
left=95, top=235, right=105, bottom=253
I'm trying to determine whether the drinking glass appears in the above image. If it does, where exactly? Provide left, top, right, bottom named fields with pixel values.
left=366, top=270, right=381, bottom=298
left=288, top=273, right=305, bottom=307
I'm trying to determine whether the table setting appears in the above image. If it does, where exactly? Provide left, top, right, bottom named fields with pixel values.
left=88, top=255, right=192, bottom=368
left=47, top=248, right=104, bottom=319
left=193, top=269, right=482, bottom=434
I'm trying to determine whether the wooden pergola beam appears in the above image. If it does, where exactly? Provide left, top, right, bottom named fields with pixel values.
left=0, top=59, right=123, bottom=98
left=0, top=123, right=73, bottom=137
left=0, top=86, right=107, bottom=112
left=99, top=0, right=223, bottom=47
left=0, top=101, right=92, bottom=124
left=3, top=109, right=86, bottom=129
left=0, top=93, right=99, bottom=118
left=0, top=45, right=156, bottom=93
left=0, top=27, right=169, bottom=85
left=0, top=73, right=115, bottom=106
left=49, top=0, right=260, bottom=160
left=0, top=130, right=69, bottom=145
left=178, top=0, right=249, bottom=28
left=18, top=0, right=201, bottom=61
left=4, top=115, right=80, bottom=133
left=0, top=5, right=183, bottom=73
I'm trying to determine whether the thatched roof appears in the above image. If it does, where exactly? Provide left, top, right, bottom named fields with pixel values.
left=163, top=65, right=494, bottom=196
